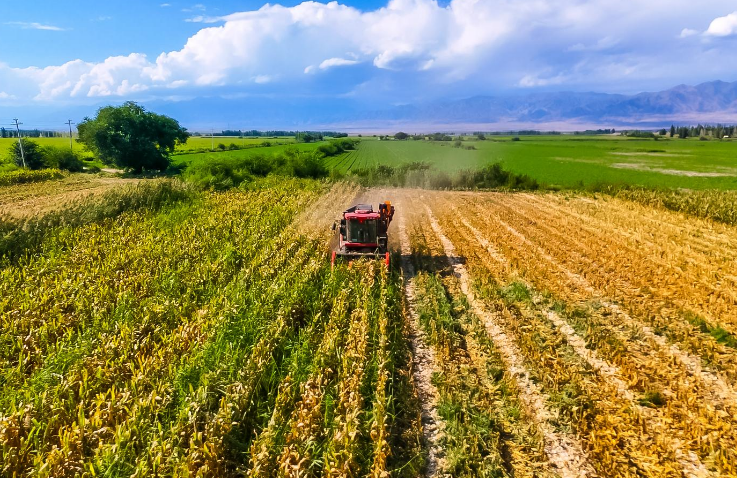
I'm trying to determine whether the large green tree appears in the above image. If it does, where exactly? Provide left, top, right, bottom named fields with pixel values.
left=77, top=102, right=189, bottom=173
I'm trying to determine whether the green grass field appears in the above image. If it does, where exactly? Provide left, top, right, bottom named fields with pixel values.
left=0, top=136, right=293, bottom=160
left=170, top=141, right=327, bottom=168
left=328, top=136, right=737, bottom=190
left=3, top=135, right=736, bottom=190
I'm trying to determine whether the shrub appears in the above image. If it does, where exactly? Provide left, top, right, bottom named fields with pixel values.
left=183, top=158, right=253, bottom=190
left=9, top=140, right=45, bottom=169
left=42, top=147, right=85, bottom=172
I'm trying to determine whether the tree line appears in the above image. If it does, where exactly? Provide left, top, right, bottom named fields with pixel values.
left=202, top=129, right=349, bottom=139
left=665, top=124, right=737, bottom=139
left=0, top=128, right=68, bottom=138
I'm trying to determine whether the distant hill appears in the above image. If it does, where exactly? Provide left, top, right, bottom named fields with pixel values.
left=360, top=80, right=737, bottom=126
left=3, top=80, right=737, bottom=131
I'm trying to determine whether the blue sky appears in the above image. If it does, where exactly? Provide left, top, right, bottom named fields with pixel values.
left=1, top=0, right=737, bottom=126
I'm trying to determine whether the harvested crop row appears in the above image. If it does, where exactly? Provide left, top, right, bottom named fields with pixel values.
left=478, top=193, right=737, bottom=328
left=452, top=193, right=737, bottom=382
left=397, top=213, right=445, bottom=477
left=404, top=209, right=557, bottom=478
left=427, top=198, right=731, bottom=475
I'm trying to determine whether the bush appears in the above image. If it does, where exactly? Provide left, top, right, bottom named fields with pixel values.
left=347, top=161, right=538, bottom=190
left=9, top=140, right=46, bottom=169
left=285, top=152, right=328, bottom=179
left=472, top=163, right=538, bottom=190
left=217, top=143, right=227, bottom=151
left=183, top=158, right=253, bottom=190
left=183, top=148, right=329, bottom=190
left=316, top=138, right=358, bottom=158
left=43, top=147, right=85, bottom=172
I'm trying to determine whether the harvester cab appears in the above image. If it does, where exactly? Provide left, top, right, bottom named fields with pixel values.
left=331, top=201, right=395, bottom=268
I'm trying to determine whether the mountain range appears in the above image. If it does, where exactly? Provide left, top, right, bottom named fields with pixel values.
left=154, top=80, right=737, bottom=131
left=4, top=80, right=737, bottom=132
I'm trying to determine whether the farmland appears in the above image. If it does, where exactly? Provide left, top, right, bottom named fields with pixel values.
left=2, top=128, right=737, bottom=477
left=2, top=169, right=737, bottom=476
left=325, top=136, right=737, bottom=190
left=3, top=134, right=735, bottom=190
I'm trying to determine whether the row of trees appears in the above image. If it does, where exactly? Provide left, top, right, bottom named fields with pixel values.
left=0, top=128, right=68, bottom=138
left=665, top=124, right=737, bottom=139
left=214, top=129, right=348, bottom=138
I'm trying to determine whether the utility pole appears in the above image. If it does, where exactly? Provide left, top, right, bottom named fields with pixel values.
left=13, top=118, right=25, bottom=168
left=66, top=120, right=75, bottom=151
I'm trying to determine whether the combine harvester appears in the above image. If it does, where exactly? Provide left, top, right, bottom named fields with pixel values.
left=331, top=202, right=395, bottom=268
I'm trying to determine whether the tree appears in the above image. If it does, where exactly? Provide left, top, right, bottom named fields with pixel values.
left=9, top=140, right=45, bottom=169
left=77, top=102, right=189, bottom=173
left=670, top=125, right=676, bottom=137
left=394, top=132, right=409, bottom=140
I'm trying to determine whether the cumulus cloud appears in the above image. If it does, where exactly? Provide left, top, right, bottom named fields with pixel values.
left=705, top=11, right=737, bottom=36
left=679, top=28, right=699, bottom=38
left=2, top=0, right=737, bottom=104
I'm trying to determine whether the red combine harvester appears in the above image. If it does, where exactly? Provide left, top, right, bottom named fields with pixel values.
left=331, top=202, right=395, bottom=268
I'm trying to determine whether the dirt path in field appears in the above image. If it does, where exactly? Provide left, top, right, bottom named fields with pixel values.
left=0, top=175, right=140, bottom=218
left=422, top=203, right=597, bottom=478
left=397, top=212, right=445, bottom=477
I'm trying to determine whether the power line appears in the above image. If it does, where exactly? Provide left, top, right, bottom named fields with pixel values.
left=66, top=120, right=75, bottom=151
left=12, top=118, right=25, bottom=168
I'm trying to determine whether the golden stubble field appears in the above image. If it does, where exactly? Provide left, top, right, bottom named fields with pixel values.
left=388, top=187, right=737, bottom=477
left=2, top=178, right=736, bottom=477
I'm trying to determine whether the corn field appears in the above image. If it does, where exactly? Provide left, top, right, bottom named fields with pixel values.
left=0, top=178, right=423, bottom=478
left=2, top=178, right=737, bottom=477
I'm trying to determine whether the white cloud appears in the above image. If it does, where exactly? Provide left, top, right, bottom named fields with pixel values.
left=519, top=73, right=569, bottom=88
left=184, top=15, right=223, bottom=23
left=705, top=11, right=737, bottom=36
left=680, top=28, right=698, bottom=38
left=319, top=58, right=359, bottom=70
left=182, top=4, right=206, bottom=12
left=6, top=21, right=65, bottom=31
left=2, top=0, right=737, bottom=104
left=160, top=3, right=171, bottom=7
